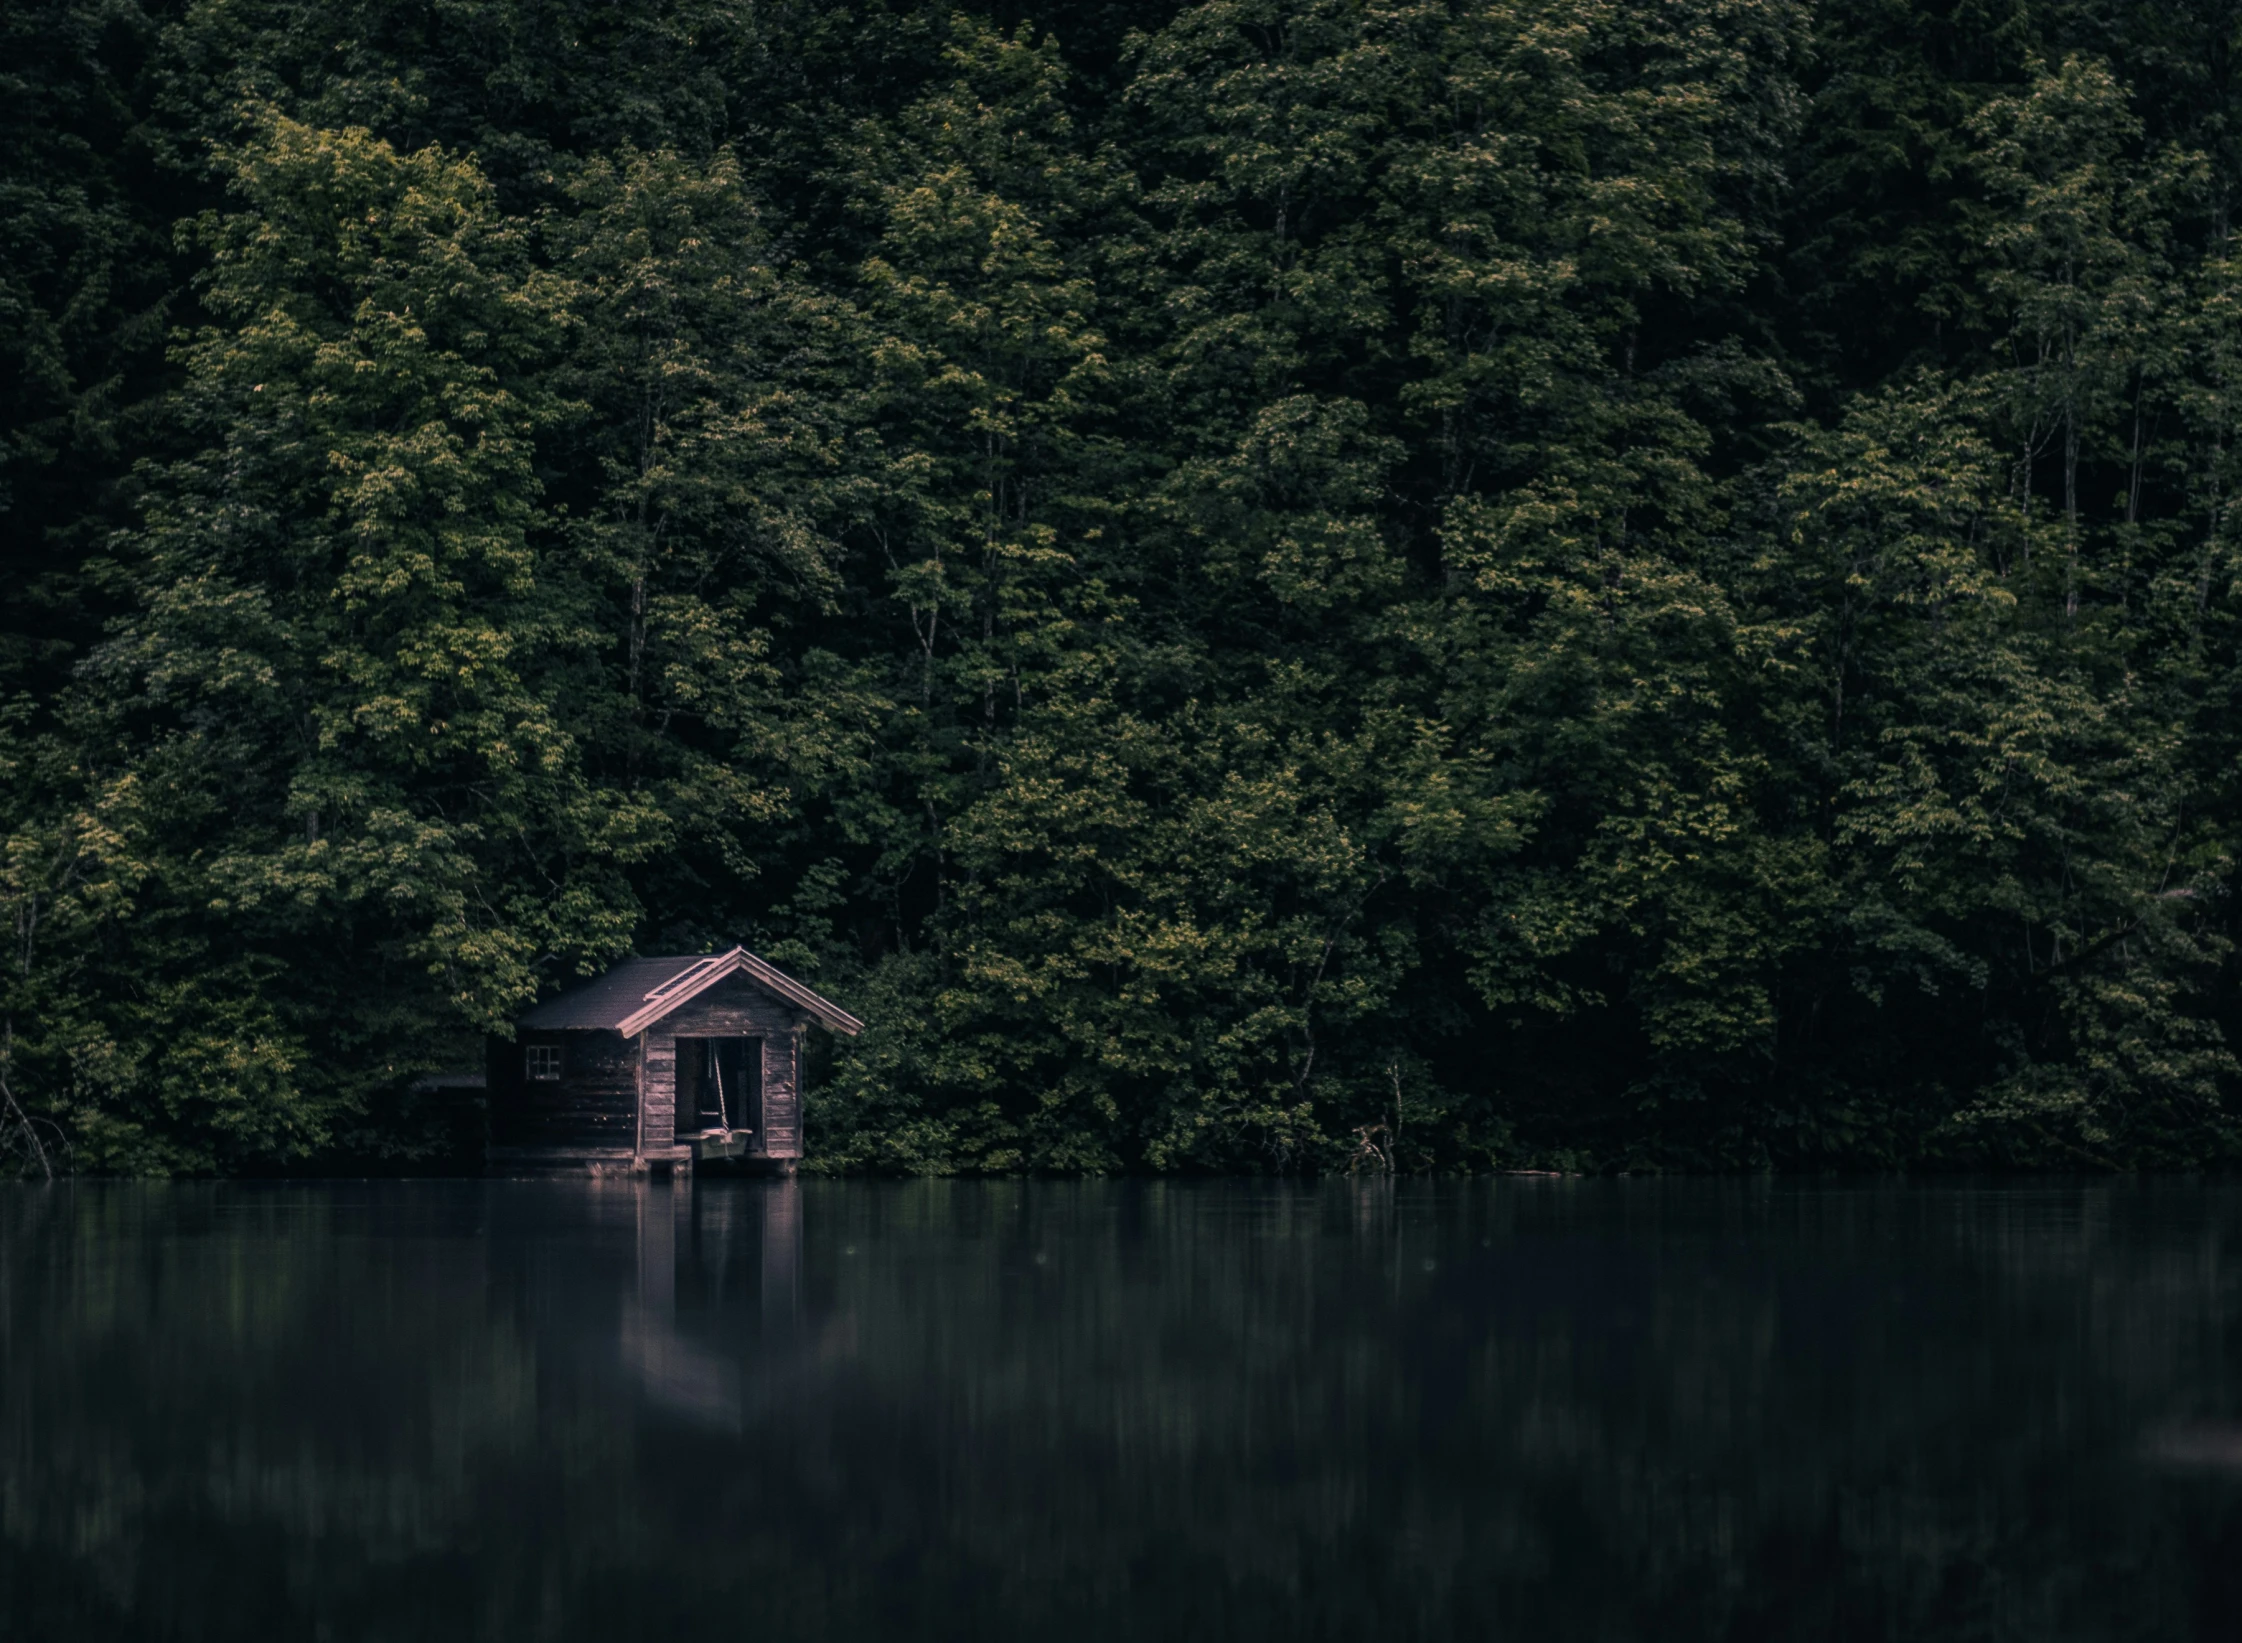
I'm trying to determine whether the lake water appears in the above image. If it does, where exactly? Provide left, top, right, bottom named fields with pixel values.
left=5, top=1179, right=2241, bottom=1639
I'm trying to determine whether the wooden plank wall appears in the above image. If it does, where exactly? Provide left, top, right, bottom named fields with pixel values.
left=646, top=976, right=806, bottom=1159
left=762, top=1029, right=803, bottom=1158
left=490, top=1031, right=640, bottom=1149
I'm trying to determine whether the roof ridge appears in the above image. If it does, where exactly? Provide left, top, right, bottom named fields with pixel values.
left=641, top=947, right=740, bottom=1002
left=516, top=946, right=861, bottom=1038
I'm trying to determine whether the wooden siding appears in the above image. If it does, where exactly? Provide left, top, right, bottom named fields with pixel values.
left=489, top=1030, right=639, bottom=1150
left=641, top=976, right=806, bottom=1160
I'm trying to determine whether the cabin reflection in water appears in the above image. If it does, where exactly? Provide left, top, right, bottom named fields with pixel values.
left=621, top=1181, right=805, bottom=1429
left=487, top=948, right=862, bottom=1174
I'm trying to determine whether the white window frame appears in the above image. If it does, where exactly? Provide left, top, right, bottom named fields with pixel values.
left=526, top=1043, right=562, bottom=1082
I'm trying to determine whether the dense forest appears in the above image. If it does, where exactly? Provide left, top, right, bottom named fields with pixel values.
left=9, top=0, right=2242, bottom=1173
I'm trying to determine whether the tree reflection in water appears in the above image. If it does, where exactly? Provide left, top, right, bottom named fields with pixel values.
left=2, top=1179, right=2240, bottom=1639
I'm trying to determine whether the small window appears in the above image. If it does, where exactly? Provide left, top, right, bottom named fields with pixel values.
left=526, top=1044, right=562, bottom=1082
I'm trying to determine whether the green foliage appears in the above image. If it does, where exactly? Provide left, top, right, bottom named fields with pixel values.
left=0, top=0, right=180, bottom=693
left=8, top=0, right=2242, bottom=1172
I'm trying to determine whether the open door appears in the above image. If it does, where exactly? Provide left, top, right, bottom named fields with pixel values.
left=673, top=1038, right=763, bottom=1139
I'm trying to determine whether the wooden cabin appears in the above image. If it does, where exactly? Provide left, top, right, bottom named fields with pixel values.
left=486, top=948, right=863, bottom=1174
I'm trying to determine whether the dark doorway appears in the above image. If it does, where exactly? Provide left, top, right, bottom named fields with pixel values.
left=673, top=1038, right=763, bottom=1139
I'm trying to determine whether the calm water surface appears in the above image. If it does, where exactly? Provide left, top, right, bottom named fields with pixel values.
left=5, top=1178, right=2242, bottom=1639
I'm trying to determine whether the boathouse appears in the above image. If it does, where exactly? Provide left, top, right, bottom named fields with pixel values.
left=486, top=948, right=863, bottom=1173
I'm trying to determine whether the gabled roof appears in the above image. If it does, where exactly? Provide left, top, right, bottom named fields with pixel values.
left=517, top=948, right=864, bottom=1037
